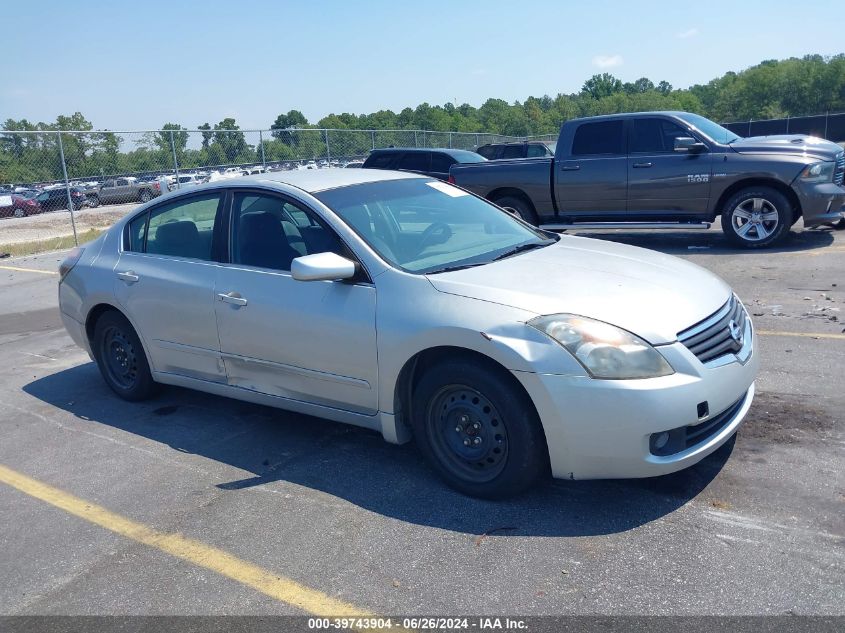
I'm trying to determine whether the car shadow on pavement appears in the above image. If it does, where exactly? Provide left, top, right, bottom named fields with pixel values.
left=571, top=225, right=836, bottom=255
left=24, top=363, right=734, bottom=538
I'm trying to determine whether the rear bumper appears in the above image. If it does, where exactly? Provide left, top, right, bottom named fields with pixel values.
left=794, top=181, right=845, bottom=226
left=513, top=333, right=759, bottom=480
left=60, top=309, right=92, bottom=359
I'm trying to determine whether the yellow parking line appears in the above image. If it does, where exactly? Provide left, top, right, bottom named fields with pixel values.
left=0, top=463, right=371, bottom=617
left=0, top=264, right=58, bottom=275
left=758, top=329, right=845, bottom=341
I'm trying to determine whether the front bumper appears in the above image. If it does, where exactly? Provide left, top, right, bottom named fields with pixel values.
left=513, top=329, right=759, bottom=480
left=794, top=181, right=845, bottom=226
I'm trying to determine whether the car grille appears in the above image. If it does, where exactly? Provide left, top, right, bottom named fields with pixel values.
left=677, top=296, right=748, bottom=364
left=835, top=151, right=844, bottom=186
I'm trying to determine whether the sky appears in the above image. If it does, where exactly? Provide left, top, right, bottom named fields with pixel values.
left=2, top=0, right=844, bottom=131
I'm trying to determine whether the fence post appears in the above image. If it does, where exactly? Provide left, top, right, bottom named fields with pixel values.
left=747, top=119, right=752, bottom=136
left=56, top=131, right=79, bottom=247
left=325, top=130, right=331, bottom=162
left=824, top=111, right=829, bottom=140
left=786, top=116, right=790, bottom=134
left=475, top=133, right=479, bottom=148
left=449, top=132, right=453, bottom=149
left=169, top=130, right=180, bottom=189
left=259, top=130, right=266, bottom=168
left=414, top=130, right=418, bottom=147
left=371, top=130, right=376, bottom=150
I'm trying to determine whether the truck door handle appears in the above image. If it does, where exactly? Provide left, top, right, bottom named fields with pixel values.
left=116, top=271, right=139, bottom=283
left=560, top=164, right=580, bottom=171
left=633, top=162, right=653, bottom=168
left=218, top=292, right=248, bottom=307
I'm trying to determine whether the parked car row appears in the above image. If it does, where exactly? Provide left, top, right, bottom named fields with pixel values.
left=0, top=186, right=89, bottom=218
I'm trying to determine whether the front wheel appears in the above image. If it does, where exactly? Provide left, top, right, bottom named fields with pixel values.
left=411, top=359, right=548, bottom=498
left=139, top=189, right=152, bottom=203
left=13, top=207, right=25, bottom=218
left=93, top=311, right=157, bottom=401
left=87, top=195, right=100, bottom=208
left=721, top=187, right=791, bottom=248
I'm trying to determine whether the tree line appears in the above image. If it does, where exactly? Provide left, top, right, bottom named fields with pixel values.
left=2, top=54, right=843, bottom=184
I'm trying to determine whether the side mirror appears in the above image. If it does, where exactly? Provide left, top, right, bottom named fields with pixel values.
left=674, top=137, right=706, bottom=153
left=291, top=252, right=357, bottom=282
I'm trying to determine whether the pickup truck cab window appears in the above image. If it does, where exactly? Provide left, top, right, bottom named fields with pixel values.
left=571, top=120, right=625, bottom=156
left=630, top=119, right=691, bottom=154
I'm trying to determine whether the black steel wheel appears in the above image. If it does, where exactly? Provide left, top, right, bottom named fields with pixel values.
left=93, top=311, right=157, bottom=401
left=412, top=358, right=548, bottom=498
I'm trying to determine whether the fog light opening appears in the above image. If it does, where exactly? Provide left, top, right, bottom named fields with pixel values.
left=652, top=431, right=670, bottom=451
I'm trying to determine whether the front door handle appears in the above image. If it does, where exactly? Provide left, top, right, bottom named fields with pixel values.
left=116, top=270, right=139, bottom=283
left=633, top=162, right=653, bottom=168
left=560, top=164, right=580, bottom=171
left=218, top=292, right=248, bottom=307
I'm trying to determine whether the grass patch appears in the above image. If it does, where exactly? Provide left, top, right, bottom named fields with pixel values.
left=0, top=228, right=104, bottom=258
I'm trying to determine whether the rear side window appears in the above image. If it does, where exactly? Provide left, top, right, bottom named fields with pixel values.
left=430, top=153, right=455, bottom=173
left=527, top=144, right=550, bottom=157
left=501, top=145, right=524, bottom=159
left=364, top=153, right=398, bottom=169
left=571, top=121, right=625, bottom=156
left=475, top=145, right=498, bottom=159
left=127, top=193, right=222, bottom=260
left=398, top=152, right=430, bottom=172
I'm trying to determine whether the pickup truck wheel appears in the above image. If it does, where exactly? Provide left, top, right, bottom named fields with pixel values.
left=139, top=189, right=152, bottom=203
left=721, top=187, right=790, bottom=248
left=87, top=195, right=100, bottom=208
left=411, top=359, right=548, bottom=499
left=493, top=195, right=538, bottom=226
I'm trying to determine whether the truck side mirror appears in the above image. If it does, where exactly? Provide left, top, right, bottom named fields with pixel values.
left=674, top=137, right=706, bottom=153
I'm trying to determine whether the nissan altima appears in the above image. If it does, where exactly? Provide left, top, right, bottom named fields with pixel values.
left=58, top=170, right=758, bottom=498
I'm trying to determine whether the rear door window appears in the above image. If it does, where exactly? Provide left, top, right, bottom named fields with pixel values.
left=364, top=153, right=398, bottom=169
left=527, top=144, right=550, bottom=157
left=501, top=145, right=524, bottom=159
left=398, top=152, right=431, bottom=172
left=571, top=120, right=625, bottom=156
left=430, top=153, right=455, bottom=174
left=128, top=193, right=222, bottom=260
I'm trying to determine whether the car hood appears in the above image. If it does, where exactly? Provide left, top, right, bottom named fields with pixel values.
left=729, top=134, right=843, bottom=161
left=426, top=236, right=732, bottom=345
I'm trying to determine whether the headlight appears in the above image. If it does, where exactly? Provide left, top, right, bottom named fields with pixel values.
left=800, top=161, right=835, bottom=183
left=528, top=314, right=674, bottom=379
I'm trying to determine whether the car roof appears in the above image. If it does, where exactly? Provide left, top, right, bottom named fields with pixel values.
left=222, top=167, right=424, bottom=193
left=367, top=147, right=485, bottom=162
left=569, top=110, right=690, bottom=123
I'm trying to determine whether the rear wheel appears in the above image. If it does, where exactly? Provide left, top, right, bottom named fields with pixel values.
left=87, top=195, right=100, bottom=208
left=721, top=187, right=791, bottom=248
left=411, top=359, right=548, bottom=498
left=492, top=195, right=538, bottom=225
left=93, top=311, right=157, bottom=401
left=139, top=189, right=152, bottom=203
left=13, top=207, right=25, bottom=218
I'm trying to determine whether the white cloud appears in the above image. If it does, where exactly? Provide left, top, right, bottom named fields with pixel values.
left=677, top=28, right=699, bottom=39
left=592, top=55, right=623, bottom=69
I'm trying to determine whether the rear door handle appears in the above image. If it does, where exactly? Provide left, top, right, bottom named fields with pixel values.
left=560, top=164, right=580, bottom=171
left=218, top=292, right=248, bottom=307
left=633, top=162, right=653, bottom=168
left=116, top=270, right=139, bottom=283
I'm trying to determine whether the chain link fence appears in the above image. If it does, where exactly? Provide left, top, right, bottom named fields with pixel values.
left=721, top=111, right=845, bottom=143
left=0, top=128, right=522, bottom=251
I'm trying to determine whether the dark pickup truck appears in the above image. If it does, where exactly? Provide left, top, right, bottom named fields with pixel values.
left=450, top=111, right=845, bottom=248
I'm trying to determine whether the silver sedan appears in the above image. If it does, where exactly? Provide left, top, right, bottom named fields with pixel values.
left=58, top=169, right=759, bottom=498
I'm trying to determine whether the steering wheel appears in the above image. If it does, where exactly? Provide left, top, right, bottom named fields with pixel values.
left=417, top=222, right=453, bottom=253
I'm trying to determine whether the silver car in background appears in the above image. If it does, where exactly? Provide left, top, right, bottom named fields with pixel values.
left=58, top=170, right=758, bottom=498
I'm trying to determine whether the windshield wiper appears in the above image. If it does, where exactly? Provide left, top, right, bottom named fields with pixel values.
left=491, top=240, right=554, bottom=262
left=426, top=262, right=487, bottom=274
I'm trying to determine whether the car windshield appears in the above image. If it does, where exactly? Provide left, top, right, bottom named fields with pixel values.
left=314, top=178, right=557, bottom=274
left=676, top=112, right=741, bottom=144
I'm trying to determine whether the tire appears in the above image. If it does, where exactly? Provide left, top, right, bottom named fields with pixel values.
left=87, top=195, right=100, bottom=208
left=93, top=311, right=157, bottom=401
left=833, top=217, right=845, bottom=231
left=13, top=207, right=25, bottom=218
left=411, top=358, right=549, bottom=499
left=139, top=189, right=152, bottom=203
left=492, top=195, right=538, bottom=226
left=721, top=187, right=791, bottom=248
